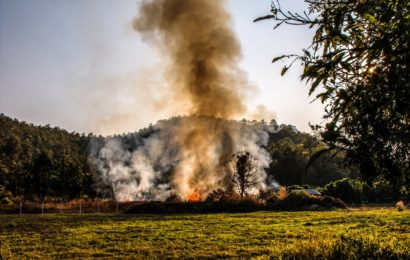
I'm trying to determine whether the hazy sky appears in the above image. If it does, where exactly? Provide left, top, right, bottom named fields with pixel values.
left=0, top=0, right=324, bottom=135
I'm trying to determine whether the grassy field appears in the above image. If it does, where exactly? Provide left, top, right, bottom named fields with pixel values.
left=1, top=209, right=409, bottom=259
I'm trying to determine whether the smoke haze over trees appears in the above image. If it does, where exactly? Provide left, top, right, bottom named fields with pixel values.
left=0, top=114, right=353, bottom=202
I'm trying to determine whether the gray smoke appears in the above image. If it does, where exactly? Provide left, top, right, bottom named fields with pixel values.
left=90, top=118, right=276, bottom=201
left=90, top=0, right=277, bottom=201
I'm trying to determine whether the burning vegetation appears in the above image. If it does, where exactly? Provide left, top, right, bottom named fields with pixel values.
left=90, top=116, right=273, bottom=202
left=90, top=0, right=274, bottom=202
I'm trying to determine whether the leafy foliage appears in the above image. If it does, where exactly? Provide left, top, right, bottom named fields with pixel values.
left=320, top=178, right=366, bottom=203
left=266, top=124, right=350, bottom=187
left=256, top=0, right=410, bottom=189
left=0, top=114, right=94, bottom=200
left=0, top=114, right=352, bottom=200
left=320, top=177, right=399, bottom=203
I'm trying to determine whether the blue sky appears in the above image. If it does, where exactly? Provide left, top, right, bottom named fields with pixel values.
left=0, top=0, right=323, bottom=135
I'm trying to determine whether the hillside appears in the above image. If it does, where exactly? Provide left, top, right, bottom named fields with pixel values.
left=0, top=114, right=348, bottom=201
left=0, top=114, right=93, bottom=199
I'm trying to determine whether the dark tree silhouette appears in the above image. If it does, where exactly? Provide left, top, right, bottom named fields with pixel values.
left=256, top=0, right=410, bottom=191
left=227, top=152, right=258, bottom=198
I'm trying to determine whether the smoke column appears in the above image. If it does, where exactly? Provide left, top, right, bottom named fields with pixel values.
left=90, top=0, right=273, bottom=201
left=134, top=0, right=248, bottom=118
left=135, top=0, right=254, bottom=199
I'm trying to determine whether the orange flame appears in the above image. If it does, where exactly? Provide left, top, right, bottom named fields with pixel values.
left=187, top=190, right=202, bottom=202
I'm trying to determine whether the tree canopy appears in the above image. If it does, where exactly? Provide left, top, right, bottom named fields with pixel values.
left=256, top=0, right=410, bottom=190
left=0, top=114, right=350, bottom=201
left=0, top=114, right=94, bottom=200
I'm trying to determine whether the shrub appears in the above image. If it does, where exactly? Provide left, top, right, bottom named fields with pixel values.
left=205, top=189, right=241, bottom=203
left=258, top=188, right=276, bottom=202
left=321, top=178, right=365, bottom=203
left=1, top=197, right=13, bottom=205
left=0, top=185, right=13, bottom=205
left=279, top=190, right=317, bottom=209
left=266, top=189, right=347, bottom=210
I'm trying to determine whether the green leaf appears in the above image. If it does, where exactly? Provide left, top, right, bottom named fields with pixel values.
left=253, top=15, right=276, bottom=23
left=272, top=55, right=287, bottom=63
left=281, top=66, right=289, bottom=76
left=309, top=78, right=322, bottom=95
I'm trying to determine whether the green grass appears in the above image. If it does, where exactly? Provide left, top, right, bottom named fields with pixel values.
left=1, top=209, right=409, bottom=259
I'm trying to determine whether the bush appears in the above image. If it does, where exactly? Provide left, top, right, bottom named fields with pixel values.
left=264, top=186, right=287, bottom=206
left=258, top=188, right=276, bottom=202
left=321, top=178, right=365, bottom=203
left=0, top=185, right=13, bottom=205
left=205, top=189, right=240, bottom=203
left=1, top=197, right=13, bottom=205
left=320, top=178, right=402, bottom=203
left=266, top=190, right=347, bottom=210
left=277, top=190, right=318, bottom=209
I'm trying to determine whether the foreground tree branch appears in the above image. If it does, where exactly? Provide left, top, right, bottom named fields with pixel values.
left=256, top=0, right=410, bottom=192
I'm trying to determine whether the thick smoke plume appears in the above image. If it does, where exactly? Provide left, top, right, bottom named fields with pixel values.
left=90, top=0, right=275, bottom=201
left=90, top=117, right=275, bottom=201
left=134, top=0, right=248, bottom=118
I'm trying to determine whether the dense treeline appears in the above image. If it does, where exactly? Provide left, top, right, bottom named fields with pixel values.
left=266, top=124, right=350, bottom=187
left=0, top=114, right=94, bottom=200
left=0, top=113, right=352, bottom=202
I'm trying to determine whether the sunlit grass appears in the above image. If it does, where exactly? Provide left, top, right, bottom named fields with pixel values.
left=1, top=209, right=409, bottom=258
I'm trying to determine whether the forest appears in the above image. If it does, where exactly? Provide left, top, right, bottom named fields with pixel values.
left=0, top=113, right=403, bottom=205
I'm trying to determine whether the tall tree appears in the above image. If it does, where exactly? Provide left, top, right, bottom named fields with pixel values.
left=227, top=152, right=258, bottom=198
left=256, top=0, right=410, bottom=190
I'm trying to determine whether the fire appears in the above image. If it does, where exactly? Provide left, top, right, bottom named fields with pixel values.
left=187, top=190, right=202, bottom=202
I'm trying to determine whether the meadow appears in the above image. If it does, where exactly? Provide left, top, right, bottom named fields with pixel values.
left=0, top=209, right=409, bottom=259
